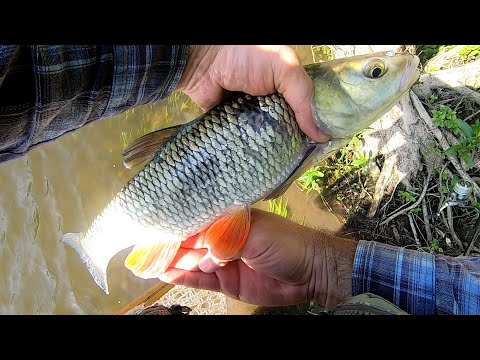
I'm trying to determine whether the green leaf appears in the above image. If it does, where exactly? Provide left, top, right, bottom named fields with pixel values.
left=399, top=190, right=416, bottom=202
left=455, top=118, right=473, bottom=137
left=351, top=159, right=366, bottom=167
left=445, top=144, right=463, bottom=156
left=462, top=154, right=474, bottom=169
left=351, top=136, right=361, bottom=149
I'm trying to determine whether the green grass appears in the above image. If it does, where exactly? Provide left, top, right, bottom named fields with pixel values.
left=459, top=45, right=480, bottom=62
left=293, top=133, right=372, bottom=221
left=267, top=197, right=289, bottom=218
left=297, top=134, right=369, bottom=196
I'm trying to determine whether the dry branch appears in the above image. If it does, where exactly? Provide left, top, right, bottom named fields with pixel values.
left=380, top=168, right=431, bottom=226
left=414, top=60, right=480, bottom=105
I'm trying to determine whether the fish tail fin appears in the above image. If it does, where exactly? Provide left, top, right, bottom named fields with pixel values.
left=61, top=232, right=110, bottom=295
left=125, top=240, right=182, bottom=279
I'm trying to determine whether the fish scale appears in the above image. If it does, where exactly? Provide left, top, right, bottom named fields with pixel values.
left=112, top=92, right=307, bottom=237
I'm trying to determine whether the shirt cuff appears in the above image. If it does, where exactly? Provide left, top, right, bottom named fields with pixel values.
left=352, top=240, right=436, bottom=315
left=435, top=255, right=480, bottom=315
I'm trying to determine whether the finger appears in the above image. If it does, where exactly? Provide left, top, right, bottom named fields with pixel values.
left=198, top=251, right=230, bottom=273
left=275, top=48, right=331, bottom=143
left=168, top=248, right=208, bottom=271
left=282, top=72, right=330, bottom=142
left=181, top=231, right=208, bottom=249
left=159, top=268, right=221, bottom=292
left=187, top=82, right=228, bottom=113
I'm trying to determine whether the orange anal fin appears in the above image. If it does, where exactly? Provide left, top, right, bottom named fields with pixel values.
left=125, top=241, right=181, bottom=279
left=205, top=205, right=251, bottom=259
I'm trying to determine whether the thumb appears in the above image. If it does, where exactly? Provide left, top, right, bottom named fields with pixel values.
left=281, top=71, right=330, bottom=143
left=274, top=47, right=330, bottom=143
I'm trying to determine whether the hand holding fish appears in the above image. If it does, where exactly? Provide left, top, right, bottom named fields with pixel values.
left=176, top=45, right=331, bottom=143
left=159, top=209, right=356, bottom=308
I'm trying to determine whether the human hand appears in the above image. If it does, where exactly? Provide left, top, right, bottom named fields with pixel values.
left=159, top=209, right=356, bottom=308
left=176, top=45, right=330, bottom=143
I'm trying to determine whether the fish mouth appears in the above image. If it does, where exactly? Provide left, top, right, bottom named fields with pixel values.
left=399, top=54, right=420, bottom=93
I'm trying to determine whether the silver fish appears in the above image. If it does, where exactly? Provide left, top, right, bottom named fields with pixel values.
left=62, top=51, right=420, bottom=294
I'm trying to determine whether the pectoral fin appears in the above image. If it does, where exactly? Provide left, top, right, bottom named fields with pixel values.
left=122, top=125, right=182, bottom=168
left=205, top=205, right=251, bottom=259
left=264, top=145, right=317, bottom=200
left=125, top=241, right=182, bottom=279
left=263, top=139, right=349, bottom=200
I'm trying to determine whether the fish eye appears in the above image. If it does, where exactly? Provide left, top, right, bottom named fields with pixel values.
left=364, top=59, right=387, bottom=79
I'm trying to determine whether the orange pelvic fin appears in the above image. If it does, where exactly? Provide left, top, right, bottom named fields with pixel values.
left=125, top=241, right=181, bottom=279
left=205, top=204, right=251, bottom=259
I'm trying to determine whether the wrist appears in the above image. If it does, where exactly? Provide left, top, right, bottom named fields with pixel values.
left=176, top=45, right=221, bottom=93
left=309, top=231, right=357, bottom=308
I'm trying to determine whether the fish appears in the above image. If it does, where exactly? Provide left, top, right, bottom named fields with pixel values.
left=62, top=51, right=420, bottom=294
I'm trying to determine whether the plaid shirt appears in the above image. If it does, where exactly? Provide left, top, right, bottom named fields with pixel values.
left=0, top=45, right=188, bottom=163
left=1, top=45, right=479, bottom=315
left=353, top=240, right=480, bottom=315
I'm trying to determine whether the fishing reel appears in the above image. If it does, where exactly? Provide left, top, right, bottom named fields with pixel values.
left=438, top=180, right=477, bottom=214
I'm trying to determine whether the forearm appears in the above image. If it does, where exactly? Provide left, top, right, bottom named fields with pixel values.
left=309, top=231, right=357, bottom=308
left=0, top=45, right=188, bottom=163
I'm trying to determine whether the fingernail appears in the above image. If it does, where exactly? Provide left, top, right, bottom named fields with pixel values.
left=158, top=272, right=174, bottom=282
left=199, top=258, right=215, bottom=273
left=159, top=273, right=173, bottom=283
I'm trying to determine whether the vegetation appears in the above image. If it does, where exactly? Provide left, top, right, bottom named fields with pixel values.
left=267, top=198, right=289, bottom=218
left=296, top=133, right=371, bottom=218
left=417, top=45, right=454, bottom=64
left=432, top=104, right=480, bottom=169
left=459, top=45, right=480, bottom=62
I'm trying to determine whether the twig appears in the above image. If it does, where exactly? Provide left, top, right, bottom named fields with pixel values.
left=413, top=213, right=427, bottom=245
left=463, top=108, right=480, bottom=123
left=465, top=215, right=480, bottom=256
left=446, top=206, right=465, bottom=252
left=380, top=168, right=431, bottom=226
left=408, top=213, right=421, bottom=247
left=378, top=182, right=400, bottom=216
left=411, top=91, right=480, bottom=198
left=422, top=198, right=433, bottom=244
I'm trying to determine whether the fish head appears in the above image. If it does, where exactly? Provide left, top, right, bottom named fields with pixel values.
left=305, top=50, right=420, bottom=138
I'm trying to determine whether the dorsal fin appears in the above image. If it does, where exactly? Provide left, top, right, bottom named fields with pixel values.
left=122, top=125, right=181, bottom=168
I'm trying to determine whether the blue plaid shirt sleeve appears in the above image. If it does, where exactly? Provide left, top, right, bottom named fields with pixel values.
left=0, top=45, right=188, bottom=163
left=352, top=240, right=480, bottom=315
